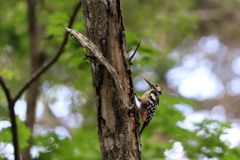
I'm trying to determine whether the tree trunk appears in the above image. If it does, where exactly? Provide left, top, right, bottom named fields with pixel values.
left=81, top=0, right=142, bottom=159
left=21, top=0, right=44, bottom=159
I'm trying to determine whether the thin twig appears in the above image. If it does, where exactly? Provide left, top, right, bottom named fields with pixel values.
left=129, top=41, right=141, bottom=61
left=13, top=0, right=82, bottom=103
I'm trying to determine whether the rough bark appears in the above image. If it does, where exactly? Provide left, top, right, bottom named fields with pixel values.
left=21, top=0, right=44, bottom=159
left=81, top=0, right=142, bottom=159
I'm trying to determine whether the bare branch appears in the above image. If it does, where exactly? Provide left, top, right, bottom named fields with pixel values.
left=0, top=76, right=12, bottom=104
left=13, top=1, right=82, bottom=103
left=66, top=27, right=124, bottom=93
left=129, top=41, right=141, bottom=61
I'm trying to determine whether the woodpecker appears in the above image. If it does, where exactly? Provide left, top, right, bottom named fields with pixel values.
left=135, top=78, right=162, bottom=135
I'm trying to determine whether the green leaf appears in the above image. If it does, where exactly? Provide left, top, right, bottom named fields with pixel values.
left=139, top=44, right=160, bottom=56
left=17, top=117, right=31, bottom=149
left=49, top=12, right=69, bottom=25
left=0, top=116, right=31, bottom=149
left=0, top=69, right=20, bottom=80
left=0, top=126, right=12, bottom=142
left=47, top=12, right=68, bottom=37
left=126, top=31, right=140, bottom=49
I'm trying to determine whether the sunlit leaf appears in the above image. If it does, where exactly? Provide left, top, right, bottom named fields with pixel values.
left=0, top=69, right=20, bottom=80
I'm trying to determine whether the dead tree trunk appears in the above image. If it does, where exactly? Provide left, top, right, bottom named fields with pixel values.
left=81, top=0, right=142, bottom=159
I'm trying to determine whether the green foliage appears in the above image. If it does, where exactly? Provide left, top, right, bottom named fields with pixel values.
left=122, top=0, right=198, bottom=52
left=161, top=94, right=196, bottom=107
left=178, top=120, right=231, bottom=159
left=0, top=1, right=28, bottom=57
left=0, top=123, right=12, bottom=143
left=140, top=95, right=187, bottom=159
left=33, top=128, right=100, bottom=160
left=0, top=155, right=8, bottom=160
left=71, top=128, right=100, bottom=159
left=17, top=117, right=32, bottom=149
left=140, top=94, right=240, bottom=159
left=0, top=117, right=31, bottom=149
left=47, top=12, right=69, bottom=40
left=0, top=69, right=20, bottom=81
left=126, top=31, right=161, bottom=67
left=34, top=133, right=76, bottom=160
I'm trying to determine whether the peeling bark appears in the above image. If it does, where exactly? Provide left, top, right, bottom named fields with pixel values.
left=80, top=0, right=142, bottom=159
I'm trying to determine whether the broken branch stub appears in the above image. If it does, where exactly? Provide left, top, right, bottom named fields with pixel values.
left=65, top=27, right=124, bottom=93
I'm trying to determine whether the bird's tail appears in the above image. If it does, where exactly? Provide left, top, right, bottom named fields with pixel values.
left=139, top=122, right=147, bottom=136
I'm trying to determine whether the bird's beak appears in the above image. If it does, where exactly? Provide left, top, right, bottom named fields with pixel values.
left=144, top=78, right=154, bottom=88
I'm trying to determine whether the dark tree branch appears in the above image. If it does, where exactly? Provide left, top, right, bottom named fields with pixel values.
left=129, top=41, right=141, bottom=61
left=0, top=76, right=20, bottom=160
left=0, top=76, right=12, bottom=105
left=13, top=1, right=82, bottom=103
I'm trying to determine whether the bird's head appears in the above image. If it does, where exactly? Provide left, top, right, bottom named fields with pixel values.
left=144, top=78, right=162, bottom=95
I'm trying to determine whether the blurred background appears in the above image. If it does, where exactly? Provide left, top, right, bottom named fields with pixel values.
left=1, top=0, right=240, bottom=159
